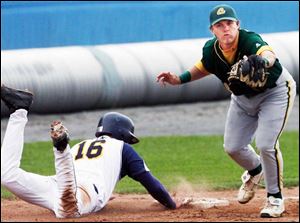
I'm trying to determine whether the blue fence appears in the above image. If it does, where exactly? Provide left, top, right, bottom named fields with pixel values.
left=1, top=1, right=299, bottom=50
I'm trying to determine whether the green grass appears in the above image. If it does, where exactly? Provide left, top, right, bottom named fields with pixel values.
left=1, top=131, right=298, bottom=198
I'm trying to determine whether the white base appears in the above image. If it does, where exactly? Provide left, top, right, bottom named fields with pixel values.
left=184, top=197, right=230, bottom=209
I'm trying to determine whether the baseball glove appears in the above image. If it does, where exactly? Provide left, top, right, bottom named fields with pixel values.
left=228, top=55, right=268, bottom=89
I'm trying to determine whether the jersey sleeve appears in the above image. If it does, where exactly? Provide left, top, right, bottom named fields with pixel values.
left=134, top=171, right=176, bottom=209
left=120, top=144, right=176, bottom=209
left=243, top=32, right=273, bottom=55
left=200, top=39, right=216, bottom=74
left=256, top=45, right=274, bottom=55
left=120, top=143, right=149, bottom=180
left=194, top=60, right=210, bottom=75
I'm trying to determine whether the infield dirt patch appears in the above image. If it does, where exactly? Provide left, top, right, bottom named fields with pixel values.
left=1, top=187, right=298, bottom=222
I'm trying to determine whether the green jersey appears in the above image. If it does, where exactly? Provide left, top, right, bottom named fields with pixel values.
left=201, top=29, right=282, bottom=97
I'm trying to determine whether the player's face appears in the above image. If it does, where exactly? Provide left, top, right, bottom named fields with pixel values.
left=211, top=20, right=239, bottom=48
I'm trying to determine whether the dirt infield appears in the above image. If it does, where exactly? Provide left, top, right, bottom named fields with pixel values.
left=1, top=187, right=298, bottom=222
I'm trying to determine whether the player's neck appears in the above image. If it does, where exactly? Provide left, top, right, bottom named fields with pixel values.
left=219, top=32, right=239, bottom=52
left=220, top=43, right=233, bottom=51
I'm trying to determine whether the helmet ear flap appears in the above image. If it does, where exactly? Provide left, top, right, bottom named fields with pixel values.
left=118, top=128, right=125, bottom=140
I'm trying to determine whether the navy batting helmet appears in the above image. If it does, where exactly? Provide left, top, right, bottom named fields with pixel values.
left=95, top=112, right=139, bottom=144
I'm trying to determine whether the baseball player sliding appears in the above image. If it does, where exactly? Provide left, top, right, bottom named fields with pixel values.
left=157, top=4, right=296, bottom=218
left=1, top=84, right=183, bottom=218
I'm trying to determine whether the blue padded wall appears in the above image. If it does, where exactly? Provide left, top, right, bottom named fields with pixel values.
left=1, top=1, right=299, bottom=50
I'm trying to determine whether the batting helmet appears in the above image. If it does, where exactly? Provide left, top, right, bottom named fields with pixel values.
left=95, top=112, right=139, bottom=144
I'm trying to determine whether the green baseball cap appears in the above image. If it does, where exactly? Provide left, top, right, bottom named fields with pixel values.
left=209, top=4, right=238, bottom=26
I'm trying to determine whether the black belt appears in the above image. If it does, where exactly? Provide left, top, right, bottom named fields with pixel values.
left=93, top=184, right=99, bottom=194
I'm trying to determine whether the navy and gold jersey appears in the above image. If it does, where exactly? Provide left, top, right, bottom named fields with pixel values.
left=70, top=135, right=149, bottom=206
left=120, top=143, right=149, bottom=180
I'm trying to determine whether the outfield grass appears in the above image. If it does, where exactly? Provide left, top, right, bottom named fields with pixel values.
left=1, top=131, right=298, bottom=198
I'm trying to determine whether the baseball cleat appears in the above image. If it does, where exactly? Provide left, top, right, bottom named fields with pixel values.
left=50, top=120, right=70, bottom=152
left=260, top=196, right=285, bottom=218
left=1, top=84, right=33, bottom=113
left=238, top=170, right=263, bottom=204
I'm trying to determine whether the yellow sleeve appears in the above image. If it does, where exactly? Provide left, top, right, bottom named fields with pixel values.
left=194, top=60, right=210, bottom=75
left=256, top=45, right=273, bottom=55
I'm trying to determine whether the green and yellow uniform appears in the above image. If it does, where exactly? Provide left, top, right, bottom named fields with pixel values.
left=193, top=4, right=297, bottom=217
left=195, top=29, right=283, bottom=97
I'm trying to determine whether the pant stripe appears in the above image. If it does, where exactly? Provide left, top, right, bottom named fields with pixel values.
left=274, top=142, right=283, bottom=191
left=273, top=80, right=292, bottom=192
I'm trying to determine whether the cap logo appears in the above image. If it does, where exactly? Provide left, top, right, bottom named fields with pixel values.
left=217, top=7, right=226, bottom=15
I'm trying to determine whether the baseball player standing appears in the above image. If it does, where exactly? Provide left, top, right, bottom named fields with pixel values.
left=1, top=85, right=183, bottom=218
left=157, top=4, right=296, bottom=218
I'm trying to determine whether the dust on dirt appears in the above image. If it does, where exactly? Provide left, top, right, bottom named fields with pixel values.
left=1, top=187, right=298, bottom=222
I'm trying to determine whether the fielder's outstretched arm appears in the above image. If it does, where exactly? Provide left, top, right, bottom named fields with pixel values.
left=156, top=65, right=208, bottom=86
